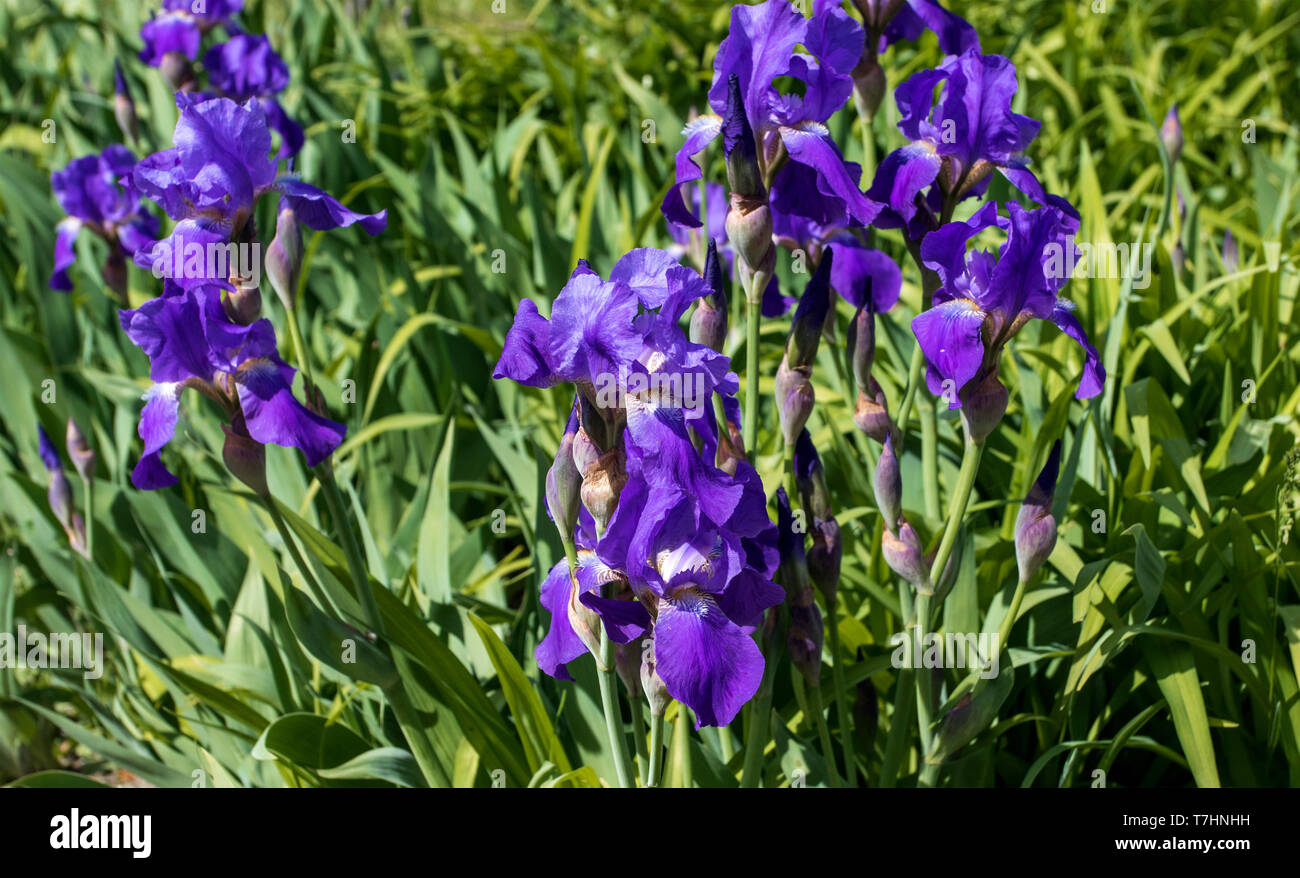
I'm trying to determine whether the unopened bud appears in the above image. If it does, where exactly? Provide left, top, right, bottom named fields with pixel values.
left=851, top=53, right=886, bottom=121
left=224, top=280, right=263, bottom=325
left=102, top=249, right=128, bottom=301
left=222, top=415, right=268, bottom=497
left=1014, top=440, right=1061, bottom=583
left=725, top=194, right=773, bottom=276
left=690, top=239, right=728, bottom=351
left=65, top=418, right=96, bottom=483
left=641, top=637, right=672, bottom=717
left=847, top=301, right=876, bottom=390
left=853, top=378, right=892, bottom=443
left=775, top=356, right=815, bottom=448
left=265, top=199, right=302, bottom=311
left=722, top=73, right=764, bottom=198
left=567, top=574, right=606, bottom=668
left=160, top=52, right=196, bottom=92
left=793, top=429, right=830, bottom=520
left=785, top=248, right=834, bottom=368
left=1160, top=103, right=1182, bottom=165
left=959, top=369, right=1007, bottom=445
left=787, top=601, right=824, bottom=687
left=580, top=446, right=627, bottom=532
left=882, top=517, right=930, bottom=594
left=546, top=407, right=582, bottom=543
left=807, top=516, right=841, bottom=605
left=113, top=60, right=138, bottom=143
left=874, top=430, right=901, bottom=533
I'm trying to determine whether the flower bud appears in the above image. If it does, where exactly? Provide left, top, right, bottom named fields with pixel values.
left=1160, top=103, right=1182, bottom=165
left=958, top=369, right=1007, bottom=444
left=102, top=249, right=128, bottom=302
left=722, top=73, right=764, bottom=199
left=726, top=194, right=773, bottom=277
left=690, top=239, right=728, bottom=352
left=224, top=280, right=263, bottom=325
left=160, top=52, right=196, bottom=92
left=1223, top=229, right=1238, bottom=274
left=615, top=635, right=643, bottom=698
left=775, top=486, right=806, bottom=571
left=546, top=407, right=582, bottom=544
left=113, top=60, right=138, bottom=144
left=787, top=601, right=824, bottom=687
left=793, top=429, right=831, bottom=520
left=1014, top=440, right=1061, bottom=583
left=567, top=575, right=606, bottom=668
left=640, top=637, right=672, bottom=717
left=222, top=415, right=268, bottom=497
left=775, top=356, right=815, bottom=448
left=580, top=445, right=627, bottom=532
left=851, top=53, right=886, bottom=121
left=265, top=198, right=302, bottom=311
left=853, top=378, right=892, bottom=443
left=785, top=248, right=834, bottom=369
left=38, top=426, right=73, bottom=528
left=65, top=418, right=96, bottom=483
left=926, top=666, right=1012, bottom=765
left=847, top=301, right=876, bottom=391
left=717, top=394, right=748, bottom=474
left=807, top=516, right=841, bottom=606
left=873, top=429, right=901, bottom=533
left=68, top=512, right=89, bottom=559
left=882, top=517, right=930, bottom=594
left=571, top=425, right=601, bottom=478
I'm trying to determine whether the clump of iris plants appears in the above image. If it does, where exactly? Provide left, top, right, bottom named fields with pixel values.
left=496, top=0, right=1104, bottom=788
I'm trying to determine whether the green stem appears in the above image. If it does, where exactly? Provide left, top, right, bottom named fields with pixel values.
left=808, top=683, right=842, bottom=788
left=740, top=649, right=775, bottom=787
left=718, top=723, right=735, bottom=764
left=631, top=695, right=649, bottom=786
left=879, top=592, right=915, bottom=788
left=742, top=269, right=769, bottom=451
left=82, top=475, right=94, bottom=560
left=676, top=703, right=693, bottom=788
left=896, top=345, right=926, bottom=443
left=647, top=711, right=666, bottom=788
left=997, top=577, right=1032, bottom=649
left=914, top=434, right=985, bottom=787
left=597, top=629, right=635, bottom=789
left=827, top=612, right=856, bottom=786
left=921, top=402, right=940, bottom=519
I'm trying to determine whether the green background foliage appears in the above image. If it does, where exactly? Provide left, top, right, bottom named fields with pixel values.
left=0, top=0, right=1298, bottom=787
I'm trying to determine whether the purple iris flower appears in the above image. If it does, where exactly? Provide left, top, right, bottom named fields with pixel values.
left=585, top=471, right=782, bottom=728
left=768, top=213, right=902, bottom=316
left=493, top=248, right=745, bottom=524
left=663, top=0, right=879, bottom=234
left=118, top=281, right=344, bottom=489
left=868, top=48, right=1072, bottom=238
left=129, top=96, right=384, bottom=288
left=140, top=0, right=243, bottom=66
left=911, top=201, right=1104, bottom=409
left=203, top=34, right=303, bottom=157
left=858, top=0, right=979, bottom=55
left=50, top=145, right=158, bottom=291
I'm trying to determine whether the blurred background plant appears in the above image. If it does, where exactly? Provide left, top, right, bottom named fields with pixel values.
left=0, top=0, right=1298, bottom=787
